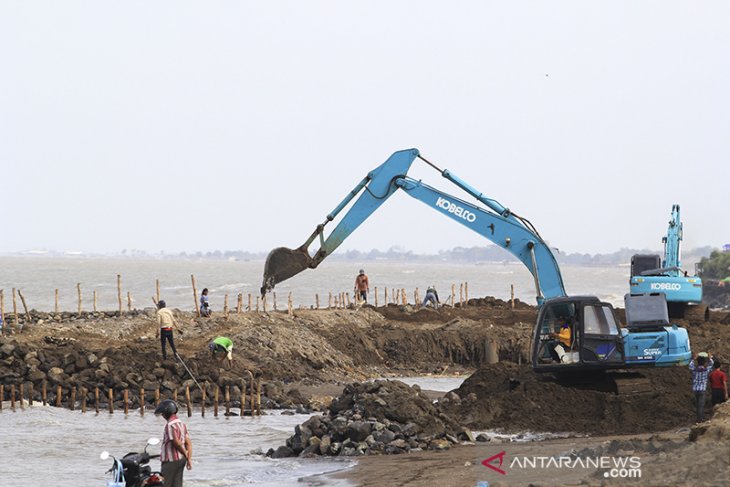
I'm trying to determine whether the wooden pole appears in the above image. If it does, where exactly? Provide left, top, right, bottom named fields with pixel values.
left=201, top=383, right=207, bottom=417
left=384, top=287, right=388, bottom=305
left=247, top=371, right=255, bottom=416
left=451, top=284, right=456, bottom=307
left=185, top=386, right=192, bottom=417
left=256, top=380, right=262, bottom=415
left=273, top=293, right=277, bottom=312
left=511, top=284, right=515, bottom=309
left=288, top=292, right=293, bottom=316
left=18, top=290, right=31, bottom=323
left=81, top=388, right=87, bottom=413
left=19, top=383, right=24, bottom=409
left=93, top=290, right=97, bottom=312
left=94, top=387, right=99, bottom=413
left=154, top=388, right=160, bottom=406
left=191, top=274, right=200, bottom=317
left=12, top=288, right=19, bottom=329
left=123, top=389, right=129, bottom=414
left=402, top=288, right=407, bottom=305
left=465, top=282, right=469, bottom=305
left=55, top=289, right=59, bottom=314
left=0, top=289, right=5, bottom=336
left=127, top=291, right=132, bottom=311
left=173, top=388, right=178, bottom=403
left=315, top=294, right=320, bottom=310
left=43, top=381, right=48, bottom=406
left=415, top=288, right=419, bottom=305
left=70, top=386, right=77, bottom=411
left=156, top=279, right=161, bottom=304
left=117, top=275, right=122, bottom=315
left=0, top=384, right=3, bottom=411
left=76, top=283, right=82, bottom=314
left=28, top=383, right=33, bottom=407
left=328, top=292, right=332, bottom=309
left=11, top=384, right=16, bottom=410
left=225, top=385, right=231, bottom=416
left=240, top=380, right=246, bottom=416
left=459, top=283, right=464, bottom=307
left=255, top=296, right=259, bottom=313
left=345, top=292, right=351, bottom=307
left=108, top=388, right=114, bottom=414
left=55, top=385, right=62, bottom=407
left=237, top=293, right=242, bottom=314
left=214, top=386, right=219, bottom=417
left=262, top=296, right=267, bottom=313
left=247, top=294, right=252, bottom=313
left=139, top=388, right=145, bottom=416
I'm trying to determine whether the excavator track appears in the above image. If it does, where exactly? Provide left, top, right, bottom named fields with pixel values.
left=683, top=304, right=710, bottom=322
left=607, top=372, right=653, bottom=396
left=554, top=371, right=652, bottom=396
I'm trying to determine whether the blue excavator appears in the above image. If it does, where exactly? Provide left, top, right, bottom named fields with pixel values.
left=629, top=204, right=708, bottom=321
left=261, top=149, right=691, bottom=374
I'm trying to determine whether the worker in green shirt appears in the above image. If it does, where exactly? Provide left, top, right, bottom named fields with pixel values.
left=209, top=336, right=233, bottom=368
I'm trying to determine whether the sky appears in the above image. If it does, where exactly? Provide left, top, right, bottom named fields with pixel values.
left=1, top=1, right=728, bottom=256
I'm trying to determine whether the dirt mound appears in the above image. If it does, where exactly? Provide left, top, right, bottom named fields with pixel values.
left=441, top=362, right=696, bottom=435
left=704, top=280, right=730, bottom=311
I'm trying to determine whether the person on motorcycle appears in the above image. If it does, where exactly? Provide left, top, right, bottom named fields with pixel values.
left=155, top=400, right=192, bottom=487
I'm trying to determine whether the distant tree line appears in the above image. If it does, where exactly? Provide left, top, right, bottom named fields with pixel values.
left=698, top=250, right=730, bottom=279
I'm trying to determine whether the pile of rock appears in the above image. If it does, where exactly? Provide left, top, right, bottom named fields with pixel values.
left=268, top=380, right=477, bottom=458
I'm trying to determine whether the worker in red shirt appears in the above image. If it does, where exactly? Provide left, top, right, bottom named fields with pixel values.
left=709, top=360, right=728, bottom=406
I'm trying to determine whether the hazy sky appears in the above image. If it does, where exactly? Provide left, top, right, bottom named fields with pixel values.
left=2, top=2, right=728, bottom=256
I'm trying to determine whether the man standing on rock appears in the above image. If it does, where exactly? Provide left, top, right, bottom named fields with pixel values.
left=354, top=269, right=369, bottom=303
left=156, top=300, right=180, bottom=361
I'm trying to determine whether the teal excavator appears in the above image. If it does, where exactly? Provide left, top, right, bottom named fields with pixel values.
left=261, top=149, right=691, bottom=373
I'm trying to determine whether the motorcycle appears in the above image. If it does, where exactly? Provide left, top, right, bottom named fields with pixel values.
left=100, top=437, right=164, bottom=487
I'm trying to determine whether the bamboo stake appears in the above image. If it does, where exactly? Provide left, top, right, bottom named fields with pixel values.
left=55, top=385, right=62, bottom=407
left=108, top=388, right=114, bottom=414
left=511, top=284, right=515, bottom=309
left=288, top=292, right=293, bottom=316
left=0, top=289, right=5, bottom=336
left=315, top=294, right=320, bottom=309
left=459, top=283, right=464, bottom=307
left=451, top=284, right=455, bottom=307
left=262, top=296, right=267, bottom=313
left=255, top=296, right=259, bottom=312
left=240, top=380, right=246, bottom=416
left=328, top=292, right=332, bottom=309
left=93, top=290, right=97, bottom=312
left=273, top=293, right=277, bottom=312
left=201, top=383, right=207, bottom=417
left=247, top=294, right=252, bottom=313
left=415, top=288, right=419, bottom=305
left=71, top=386, right=77, bottom=411
left=345, top=292, right=351, bottom=307
left=214, top=386, right=219, bottom=417
left=185, top=386, right=192, bottom=417
left=55, top=289, right=59, bottom=313
left=127, top=291, right=132, bottom=311
left=224, top=294, right=229, bottom=318
left=374, top=286, right=378, bottom=307
left=256, top=380, right=262, bottom=415
left=116, top=275, right=122, bottom=315
left=77, top=283, right=82, bottom=314
left=402, top=288, right=407, bottom=305
left=225, top=385, right=231, bottom=416
left=156, top=279, right=160, bottom=304
left=247, top=371, right=255, bottom=416
left=140, top=388, right=145, bottom=416
left=81, top=388, right=87, bottom=413
left=155, top=388, right=160, bottom=406
left=18, top=289, right=31, bottom=323
left=191, top=275, right=200, bottom=317
left=173, top=388, right=178, bottom=403
left=95, top=387, right=99, bottom=413
left=43, top=381, right=48, bottom=406
left=19, top=383, right=24, bottom=409
left=384, top=287, right=388, bottom=305
left=0, top=384, right=3, bottom=410
left=11, top=384, right=16, bottom=410
left=237, top=293, right=242, bottom=314
left=13, top=288, right=18, bottom=329
left=28, top=383, right=33, bottom=407
left=123, top=389, right=129, bottom=414
left=465, top=282, right=469, bottom=305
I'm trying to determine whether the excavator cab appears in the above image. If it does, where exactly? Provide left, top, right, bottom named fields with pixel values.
left=532, top=296, right=624, bottom=372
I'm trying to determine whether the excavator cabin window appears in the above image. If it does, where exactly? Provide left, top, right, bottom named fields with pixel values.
left=537, top=303, right=577, bottom=364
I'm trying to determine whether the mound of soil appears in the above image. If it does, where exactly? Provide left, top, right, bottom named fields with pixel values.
left=441, top=362, right=696, bottom=435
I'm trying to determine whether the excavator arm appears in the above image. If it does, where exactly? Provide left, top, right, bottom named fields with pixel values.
left=261, top=148, right=566, bottom=303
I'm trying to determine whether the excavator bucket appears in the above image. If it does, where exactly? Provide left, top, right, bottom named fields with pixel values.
left=261, top=247, right=313, bottom=297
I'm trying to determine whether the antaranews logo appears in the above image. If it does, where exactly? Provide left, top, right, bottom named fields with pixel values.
left=481, top=451, right=642, bottom=479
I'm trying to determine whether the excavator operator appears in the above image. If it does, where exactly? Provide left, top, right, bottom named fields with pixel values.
left=550, top=318, right=573, bottom=363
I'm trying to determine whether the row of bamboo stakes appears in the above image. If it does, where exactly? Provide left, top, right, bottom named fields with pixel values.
left=0, top=275, right=519, bottom=334
left=0, top=377, right=264, bottom=418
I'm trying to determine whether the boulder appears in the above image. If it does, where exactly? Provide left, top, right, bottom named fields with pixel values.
left=347, top=421, right=372, bottom=442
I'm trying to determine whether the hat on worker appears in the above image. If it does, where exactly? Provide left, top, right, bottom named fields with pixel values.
left=359, top=269, right=365, bottom=274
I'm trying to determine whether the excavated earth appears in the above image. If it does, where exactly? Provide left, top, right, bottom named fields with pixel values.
left=1, top=296, right=730, bottom=436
